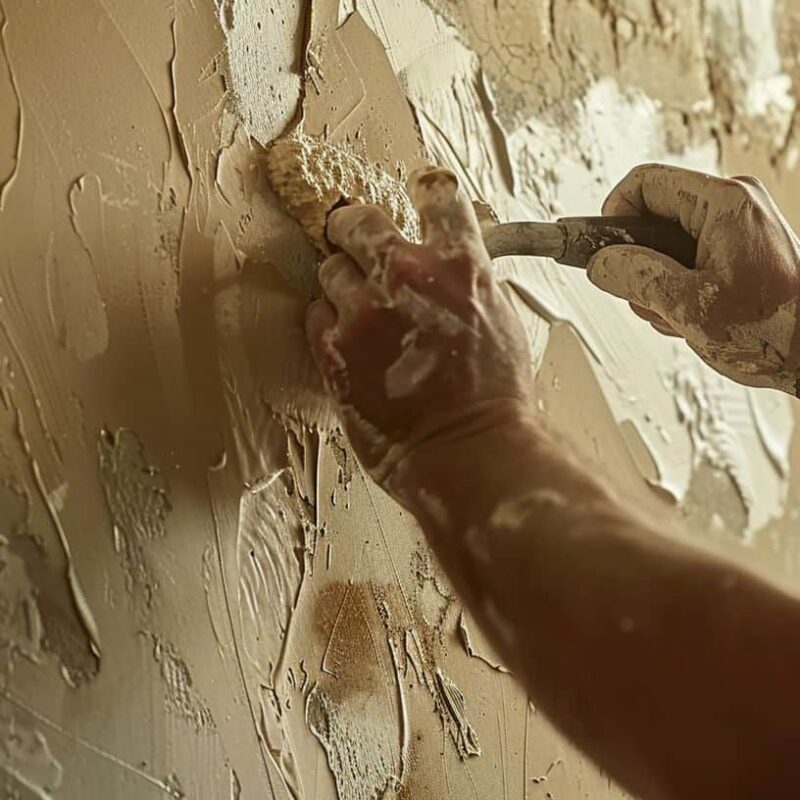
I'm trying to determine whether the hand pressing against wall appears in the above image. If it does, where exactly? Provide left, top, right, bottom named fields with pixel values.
left=305, top=167, right=535, bottom=487
left=587, top=163, right=800, bottom=395
left=306, top=168, right=800, bottom=800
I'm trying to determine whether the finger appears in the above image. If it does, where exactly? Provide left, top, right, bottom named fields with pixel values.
left=305, top=298, right=337, bottom=345
left=327, top=204, right=406, bottom=277
left=587, top=244, right=699, bottom=331
left=318, top=252, right=366, bottom=315
left=730, top=174, right=766, bottom=193
left=730, top=174, right=788, bottom=221
left=602, top=164, right=727, bottom=238
left=305, top=299, right=349, bottom=398
left=407, top=166, right=483, bottom=251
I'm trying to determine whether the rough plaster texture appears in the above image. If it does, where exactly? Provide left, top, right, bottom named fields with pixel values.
left=1, top=0, right=800, bottom=797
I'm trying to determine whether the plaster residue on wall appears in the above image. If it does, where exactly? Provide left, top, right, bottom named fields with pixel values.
left=0, top=703, right=62, bottom=799
left=2, top=0, right=800, bottom=797
left=0, top=534, right=43, bottom=675
left=98, top=428, right=171, bottom=608
left=145, top=633, right=216, bottom=733
left=216, top=0, right=306, bottom=144
left=236, top=466, right=310, bottom=685
left=308, top=582, right=403, bottom=800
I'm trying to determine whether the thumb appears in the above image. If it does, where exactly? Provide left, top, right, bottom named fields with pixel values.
left=587, top=245, right=698, bottom=330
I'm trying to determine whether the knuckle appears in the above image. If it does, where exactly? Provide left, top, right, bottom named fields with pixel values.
left=447, top=249, right=484, bottom=286
left=344, top=204, right=388, bottom=234
left=633, top=162, right=662, bottom=175
left=385, top=244, right=433, bottom=293
left=626, top=162, right=665, bottom=185
left=730, top=180, right=768, bottom=218
left=317, top=253, right=349, bottom=286
left=329, top=203, right=398, bottom=243
left=410, top=165, right=459, bottom=191
left=731, top=174, right=766, bottom=191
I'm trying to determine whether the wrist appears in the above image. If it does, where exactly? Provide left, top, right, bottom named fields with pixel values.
left=385, top=399, right=543, bottom=533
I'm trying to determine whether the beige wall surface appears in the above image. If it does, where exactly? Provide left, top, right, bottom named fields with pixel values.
left=2, top=0, right=800, bottom=797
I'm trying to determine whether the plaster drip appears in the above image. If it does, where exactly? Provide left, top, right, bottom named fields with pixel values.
left=169, top=18, right=192, bottom=177
left=237, top=468, right=309, bottom=683
left=62, top=176, right=110, bottom=362
left=386, top=632, right=410, bottom=785
left=229, top=768, right=242, bottom=799
left=98, top=428, right=171, bottom=607
left=163, top=771, right=186, bottom=799
left=328, top=430, right=354, bottom=509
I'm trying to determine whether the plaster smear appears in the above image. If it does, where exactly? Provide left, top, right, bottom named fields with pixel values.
left=311, top=581, right=403, bottom=800
left=0, top=536, right=43, bottom=674
left=218, top=0, right=305, bottom=144
left=237, top=470, right=308, bottom=684
left=146, top=633, right=215, bottom=733
left=306, top=686, right=399, bottom=800
left=98, top=428, right=171, bottom=607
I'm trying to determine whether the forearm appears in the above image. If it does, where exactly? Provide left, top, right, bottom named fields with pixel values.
left=389, top=409, right=800, bottom=799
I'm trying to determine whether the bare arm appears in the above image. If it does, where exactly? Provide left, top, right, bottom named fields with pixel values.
left=304, top=166, right=800, bottom=799
left=394, top=409, right=800, bottom=800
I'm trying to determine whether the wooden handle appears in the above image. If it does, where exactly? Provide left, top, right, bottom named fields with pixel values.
left=557, top=215, right=698, bottom=270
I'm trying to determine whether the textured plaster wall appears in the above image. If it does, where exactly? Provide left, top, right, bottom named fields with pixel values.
left=1, top=0, right=800, bottom=797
